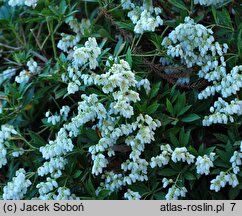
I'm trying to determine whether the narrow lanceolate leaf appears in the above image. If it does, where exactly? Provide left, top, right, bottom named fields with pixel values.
left=181, top=114, right=200, bottom=122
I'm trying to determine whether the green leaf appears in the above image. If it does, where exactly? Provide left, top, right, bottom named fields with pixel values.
left=214, top=133, right=228, bottom=144
left=181, top=114, right=200, bottom=122
left=229, top=187, right=240, bottom=199
left=116, top=21, right=134, bottom=31
left=73, top=170, right=82, bottom=179
left=0, top=5, right=11, bottom=21
left=216, top=149, right=230, bottom=162
left=129, top=183, right=149, bottom=195
left=149, top=82, right=161, bottom=98
left=169, top=133, right=180, bottom=147
left=177, top=105, right=191, bottom=117
left=158, top=168, right=179, bottom=177
left=125, top=47, right=132, bottom=68
left=166, top=98, right=173, bottom=115
left=55, top=88, right=67, bottom=99
left=169, top=0, right=189, bottom=13
left=183, top=172, right=196, bottom=181
left=146, top=102, right=160, bottom=114
left=114, top=38, right=125, bottom=57
left=59, top=0, right=68, bottom=15
left=86, top=177, right=96, bottom=196
left=28, top=130, right=46, bottom=147
left=179, top=128, right=190, bottom=146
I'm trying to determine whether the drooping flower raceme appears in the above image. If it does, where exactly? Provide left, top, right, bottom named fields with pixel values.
left=0, top=68, right=16, bottom=85
left=0, top=124, right=18, bottom=168
left=8, top=0, right=38, bottom=7
left=73, top=37, right=101, bottom=69
left=210, top=142, right=242, bottom=192
left=57, top=18, right=91, bottom=53
left=57, top=33, right=81, bottom=53
left=162, top=17, right=241, bottom=126
left=124, top=189, right=141, bottom=200
left=194, top=0, right=229, bottom=6
left=195, top=153, right=216, bottom=175
left=202, top=98, right=242, bottom=126
left=162, top=17, right=227, bottom=76
left=210, top=171, right=239, bottom=192
left=2, top=168, right=31, bottom=200
left=45, top=105, right=70, bottom=125
left=165, top=185, right=188, bottom=200
left=15, top=59, right=40, bottom=84
left=198, top=65, right=242, bottom=100
left=122, top=0, right=163, bottom=34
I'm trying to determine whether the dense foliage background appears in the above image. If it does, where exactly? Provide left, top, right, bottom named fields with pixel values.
left=0, top=0, right=241, bottom=200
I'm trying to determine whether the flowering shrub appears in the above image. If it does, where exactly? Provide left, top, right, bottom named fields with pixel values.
left=0, top=0, right=241, bottom=200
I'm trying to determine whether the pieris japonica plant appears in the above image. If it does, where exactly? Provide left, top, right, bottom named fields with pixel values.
left=0, top=0, right=241, bottom=200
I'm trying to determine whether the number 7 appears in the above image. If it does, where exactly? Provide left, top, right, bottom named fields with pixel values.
left=230, top=203, right=236, bottom=211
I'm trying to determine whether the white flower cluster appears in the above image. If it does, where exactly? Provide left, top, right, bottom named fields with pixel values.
left=195, top=153, right=215, bottom=175
left=151, top=145, right=197, bottom=200
left=36, top=177, right=58, bottom=196
left=80, top=60, right=140, bottom=118
left=91, top=113, right=161, bottom=191
left=210, top=171, right=239, bottom=192
left=73, top=37, right=101, bottom=69
left=53, top=187, right=80, bottom=200
left=97, top=115, right=158, bottom=171
left=171, top=147, right=195, bottom=164
left=57, top=33, right=80, bottom=53
left=57, top=18, right=91, bottom=53
left=0, top=68, right=16, bottom=85
left=40, top=128, right=73, bottom=160
left=60, top=37, right=161, bottom=193
left=150, top=144, right=172, bottom=168
left=162, top=177, right=174, bottom=188
left=162, top=17, right=241, bottom=126
left=68, top=18, right=91, bottom=35
left=194, top=0, right=229, bottom=6
left=199, top=63, right=241, bottom=126
left=210, top=143, right=242, bottom=192
left=122, top=0, right=163, bottom=34
left=2, top=168, right=31, bottom=200
left=124, top=189, right=141, bottom=200
left=162, top=176, right=188, bottom=200
left=37, top=104, right=81, bottom=198
left=165, top=185, right=188, bottom=200
left=92, top=153, right=108, bottom=176
left=136, top=78, right=151, bottom=95
left=162, top=17, right=228, bottom=73
left=45, top=105, right=70, bottom=125
left=121, top=0, right=134, bottom=9
left=15, top=58, right=40, bottom=84
left=230, top=149, right=242, bottom=174
left=64, top=94, right=107, bottom=138
left=37, top=157, right=67, bottom=178
left=97, top=158, right=150, bottom=194
left=65, top=66, right=82, bottom=95
left=0, top=124, right=18, bottom=168
left=202, top=98, right=242, bottom=126
left=198, top=65, right=242, bottom=99
left=150, top=144, right=195, bottom=168
left=198, top=65, right=241, bottom=126
left=37, top=90, right=109, bottom=198
left=37, top=143, right=74, bottom=198
left=62, top=37, right=101, bottom=95
left=8, top=0, right=38, bottom=7
left=35, top=187, right=80, bottom=200
left=11, top=148, right=24, bottom=157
